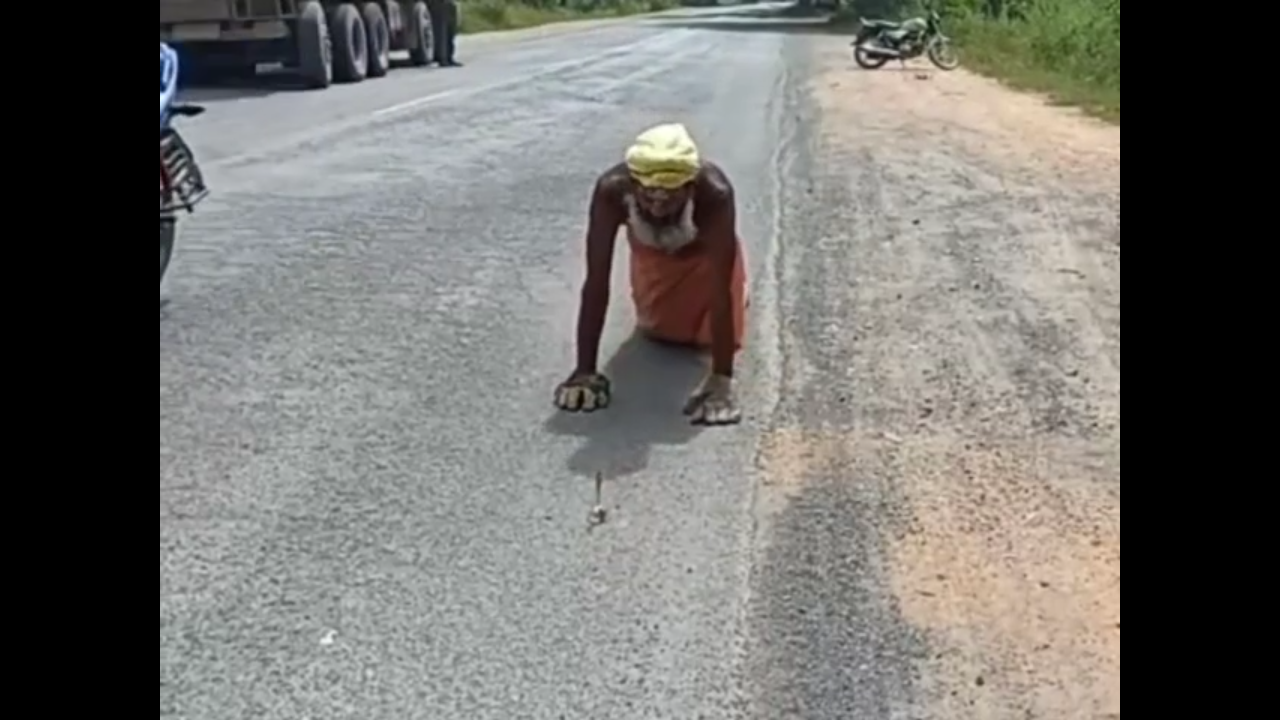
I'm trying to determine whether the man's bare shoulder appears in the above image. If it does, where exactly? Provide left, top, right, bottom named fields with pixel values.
left=696, top=162, right=734, bottom=204
left=594, top=163, right=632, bottom=203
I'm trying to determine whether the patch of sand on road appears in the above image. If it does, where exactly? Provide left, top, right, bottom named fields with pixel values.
left=757, top=427, right=859, bottom=498
left=777, top=36, right=1121, bottom=719
left=887, top=437, right=1120, bottom=719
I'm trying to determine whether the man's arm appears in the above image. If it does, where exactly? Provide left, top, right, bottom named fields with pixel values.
left=701, top=180, right=738, bottom=378
left=575, top=174, right=623, bottom=374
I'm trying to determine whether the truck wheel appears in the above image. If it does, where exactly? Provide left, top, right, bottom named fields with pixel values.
left=408, top=1, right=434, bottom=67
left=296, top=0, right=332, bottom=88
left=329, top=4, right=368, bottom=83
left=362, top=3, right=391, bottom=77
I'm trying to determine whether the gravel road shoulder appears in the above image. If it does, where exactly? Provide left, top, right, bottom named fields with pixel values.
left=745, top=34, right=1120, bottom=720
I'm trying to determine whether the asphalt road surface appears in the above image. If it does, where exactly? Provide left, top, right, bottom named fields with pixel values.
left=161, top=4, right=1121, bottom=718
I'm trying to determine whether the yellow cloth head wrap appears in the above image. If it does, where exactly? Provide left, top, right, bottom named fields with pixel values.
left=624, top=123, right=701, bottom=189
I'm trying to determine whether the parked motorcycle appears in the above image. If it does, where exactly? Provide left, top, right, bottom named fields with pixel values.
left=851, top=8, right=960, bottom=71
left=160, top=42, right=210, bottom=285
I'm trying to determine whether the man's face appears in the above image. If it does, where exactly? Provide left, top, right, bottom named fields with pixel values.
left=632, top=181, right=693, bottom=220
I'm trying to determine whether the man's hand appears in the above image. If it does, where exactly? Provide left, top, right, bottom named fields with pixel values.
left=554, top=371, right=612, bottom=412
left=683, top=373, right=741, bottom=425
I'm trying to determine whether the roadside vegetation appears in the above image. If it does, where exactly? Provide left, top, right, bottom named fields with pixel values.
left=459, top=0, right=680, bottom=33
left=831, top=0, right=1120, bottom=122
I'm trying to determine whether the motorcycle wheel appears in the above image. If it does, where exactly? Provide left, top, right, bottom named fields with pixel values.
left=927, top=38, right=960, bottom=70
left=161, top=218, right=176, bottom=284
left=854, top=44, right=890, bottom=70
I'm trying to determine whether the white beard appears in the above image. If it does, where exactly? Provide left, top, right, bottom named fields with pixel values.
left=624, top=194, right=698, bottom=252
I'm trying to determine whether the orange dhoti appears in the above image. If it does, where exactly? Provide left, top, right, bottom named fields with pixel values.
left=627, top=234, right=748, bottom=351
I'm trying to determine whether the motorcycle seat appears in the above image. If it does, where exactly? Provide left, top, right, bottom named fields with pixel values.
left=859, top=17, right=901, bottom=29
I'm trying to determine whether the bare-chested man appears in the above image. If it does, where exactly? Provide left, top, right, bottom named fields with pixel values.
left=553, top=123, right=747, bottom=425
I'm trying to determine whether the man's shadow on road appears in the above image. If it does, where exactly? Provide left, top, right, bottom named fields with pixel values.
left=544, top=331, right=707, bottom=481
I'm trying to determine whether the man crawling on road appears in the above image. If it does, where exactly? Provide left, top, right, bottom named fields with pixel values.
left=553, top=123, right=748, bottom=425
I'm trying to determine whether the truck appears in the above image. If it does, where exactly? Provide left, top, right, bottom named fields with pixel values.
left=159, top=0, right=438, bottom=89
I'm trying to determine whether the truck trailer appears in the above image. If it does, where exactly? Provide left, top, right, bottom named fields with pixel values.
left=159, top=0, right=438, bottom=88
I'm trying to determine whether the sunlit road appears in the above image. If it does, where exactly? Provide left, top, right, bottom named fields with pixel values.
left=162, top=3, right=1122, bottom=718
left=163, top=4, right=804, bottom=718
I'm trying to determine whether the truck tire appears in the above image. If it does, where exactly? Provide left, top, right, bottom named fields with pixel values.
left=362, top=3, right=391, bottom=77
left=430, top=0, right=449, bottom=64
left=408, top=1, right=434, bottom=67
left=329, top=3, right=368, bottom=83
left=297, top=1, right=333, bottom=88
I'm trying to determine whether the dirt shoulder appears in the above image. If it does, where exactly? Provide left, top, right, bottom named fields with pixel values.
left=747, top=35, right=1119, bottom=719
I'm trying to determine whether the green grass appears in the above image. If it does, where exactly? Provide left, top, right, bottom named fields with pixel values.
left=458, top=0, right=679, bottom=34
left=949, top=1, right=1119, bottom=123
left=833, top=0, right=1120, bottom=123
